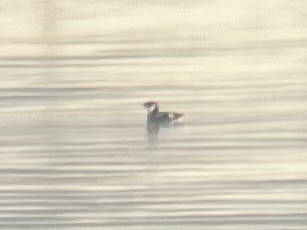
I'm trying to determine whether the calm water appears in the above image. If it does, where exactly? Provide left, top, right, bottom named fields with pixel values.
left=0, top=0, right=307, bottom=229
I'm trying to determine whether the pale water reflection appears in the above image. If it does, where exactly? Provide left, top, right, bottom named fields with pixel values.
left=0, top=0, right=307, bottom=229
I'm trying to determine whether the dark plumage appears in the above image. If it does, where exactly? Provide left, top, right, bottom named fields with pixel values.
left=143, top=101, right=183, bottom=148
left=143, top=101, right=184, bottom=125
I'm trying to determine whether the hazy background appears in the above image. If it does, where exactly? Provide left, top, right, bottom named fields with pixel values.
left=0, top=0, right=306, bottom=229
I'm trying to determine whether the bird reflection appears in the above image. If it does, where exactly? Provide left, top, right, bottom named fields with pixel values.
left=143, top=101, right=184, bottom=148
left=146, top=121, right=160, bottom=148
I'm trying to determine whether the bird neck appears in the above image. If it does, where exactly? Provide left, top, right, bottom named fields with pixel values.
left=147, top=106, right=158, bottom=123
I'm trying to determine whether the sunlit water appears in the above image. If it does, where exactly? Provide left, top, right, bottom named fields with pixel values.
left=0, top=0, right=307, bottom=229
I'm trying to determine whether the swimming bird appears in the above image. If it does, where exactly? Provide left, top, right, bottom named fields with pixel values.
left=143, top=101, right=184, bottom=126
left=143, top=101, right=183, bottom=148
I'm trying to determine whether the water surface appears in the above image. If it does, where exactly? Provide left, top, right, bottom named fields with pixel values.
left=0, top=0, right=307, bottom=229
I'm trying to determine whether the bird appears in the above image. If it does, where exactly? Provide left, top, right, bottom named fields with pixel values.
left=143, top=101, right=184, bottom=126
left=143, top=101, right=184, bottom=148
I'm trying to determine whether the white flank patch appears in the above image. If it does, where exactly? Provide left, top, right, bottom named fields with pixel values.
left=168, top=112, right=175, bottom=119
left=177, top=116, right=184, bottom=123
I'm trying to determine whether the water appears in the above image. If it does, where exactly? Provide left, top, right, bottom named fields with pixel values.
left=0, top=0, right=307, bottom=229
